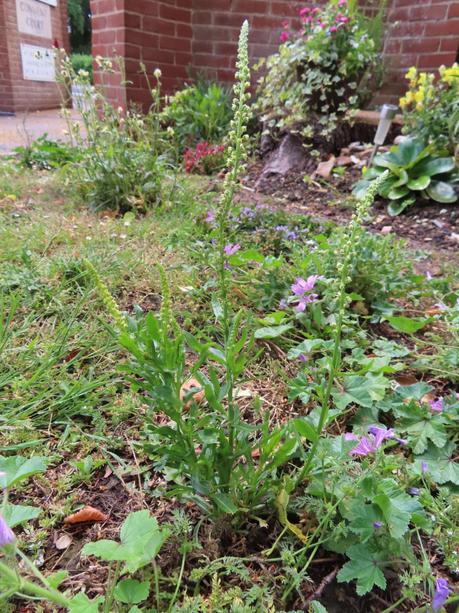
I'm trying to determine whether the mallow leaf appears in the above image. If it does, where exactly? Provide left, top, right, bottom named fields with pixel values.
left=337, top=544, right=387, bottom=596
left=113, top=579, right=150, bottom=604
left=0, top=455, right=48, bottom=488
left=82, top=510, right=169, bottom=574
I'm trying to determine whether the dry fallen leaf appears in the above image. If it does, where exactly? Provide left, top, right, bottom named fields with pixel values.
left=180, top=378, right=205, bottom=409
left=64, top=506, right=108, bottom=525
left=394, top=374, right=418, bottom=386
left=315, top=155, right=336, bottom=179
left=54, top=534, right=72, bottom=550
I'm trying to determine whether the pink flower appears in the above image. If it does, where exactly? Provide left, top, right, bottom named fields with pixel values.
left=329, top=26, right=338, bottom=33
left=429, top=398, right=444, bottom=412
left=291, top=275, right=322, bottom=295
left=295, top=293, right=318, bottom=312
left=338, top=0, right=347, bottom=6
left=312, top=7, right=320, bottom=15
left=299, top=7, right=310, bottom=17
left=280, top=31, right=289, bottom=43
left=346, top=426, right=405, bottom=457
left=282, top=20, right=289, bottom=28
left=224, top=243, right=241, bottom=256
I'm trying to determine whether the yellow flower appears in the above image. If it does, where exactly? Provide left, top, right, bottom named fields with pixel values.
left=406, top=91, right=415, bottom=103
left=442, top=63, right=459, bottom=85
left=399, top=96, right=407, bottom=109
left=418, top=72, right=428, bottom=85
left=414, top=89, right=424, bottom=103
left=416, top=102, right=423, bottom=111
left=406, top=66, right=417, bottom=81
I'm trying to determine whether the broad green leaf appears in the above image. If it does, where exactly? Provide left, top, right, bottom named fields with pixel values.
left=113, top=579, right=150, bottom=604
left=374, top=491, right=421, bottom=539
left=337, top=544, right=387, bottom=596
left=82, top=539, right=120, bottom=561
left=413, top=156, right=455, bottom=177
left=346, top=502, right=384, bottom=542
left=46, top=570, right=69, bottom=590
left=333, top=374, right=389, bottom=410
left=0, top=456, right=48, bottom=488
left=309, top=602, right=328, bottom=613
left=426, top=180, right=457, bottom=203
left=352, top=179, right=371, bottom=199
left=212, top=493, right=238, bottom=514
left=254, top=323, right=292, bottom=339
left=387, top=185, right=410, bottom=200
left=2, top=503, right=41, bottom=528
left=396, top=407, right=447, bottom=454
left=414, top=442, right=459, bottom=485
left=385, top=315, right=429, bottom=334
left=407, top=175, right=430, bottom=190
left=287, top=338, right=330, bottom=359
left=290, top=417, right=318, bottom=442
left=83, top=510, right=169, bottom=574
left=68, top=593, right=103, bottom=613
left=387, top=197, right=414, bottom=216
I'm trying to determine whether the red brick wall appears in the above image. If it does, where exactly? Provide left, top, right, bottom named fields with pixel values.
left=92, top=0, right=192, bottom=110
left=0, top=1, right=14, bottom=113
left=0, top=0, right=69, bottom=113
left=376, top=0, right=459, bottom=104
left=91, top=0, right=459, bottom=110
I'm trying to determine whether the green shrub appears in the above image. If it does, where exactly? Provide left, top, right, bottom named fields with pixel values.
left=353, top=137, right=458, bottom=216
left=399, top=64, right=459, bottom=156
left=160, top=79, right=233, bottom=150
left=255, top=0, right=385, bottom=143
left=57, top=54, right=173, bottom=214
left=14, top=135, right=79, bottom=170
left=70, top=53, right=93, bottom=82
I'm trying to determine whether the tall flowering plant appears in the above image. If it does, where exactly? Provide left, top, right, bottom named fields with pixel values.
left=256, top=0, right=385, bottom=141
left=400, top=64, right=459, bottom=157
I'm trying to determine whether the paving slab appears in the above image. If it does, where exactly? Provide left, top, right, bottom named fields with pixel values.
left=0, top=109, right=83, bottom=154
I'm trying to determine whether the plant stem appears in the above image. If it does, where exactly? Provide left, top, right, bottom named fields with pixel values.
left=167, top=548, right=187, bottom=612
left=0, top=561, right=69, bottom=608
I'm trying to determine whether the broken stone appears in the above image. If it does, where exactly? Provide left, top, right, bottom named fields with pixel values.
left=450, top=232, right=459, bottom=244
left=381, top=225, right=392, bottom=234
left=432, top=219, right=445, bottom=229
left=260, top=134, right=307, bottom=179
left=336, top=155, right=352, bottom=166
left=315, top=155, right=336, bottom=179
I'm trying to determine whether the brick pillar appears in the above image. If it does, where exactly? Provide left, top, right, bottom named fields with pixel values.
left=91, top=0, right=192, bottom=111
left=0, top=0, right=70, bottom=114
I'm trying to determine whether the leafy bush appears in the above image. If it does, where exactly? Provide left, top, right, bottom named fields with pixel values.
left=255, top=0, right=384, bottom=142
left=57, top=55, right=173, bottom=214
left=353, top=137, right=458, bottom=215
left=70, top=53, right=93, bottom=82
left=400, top=64, right=459, bottom=156
left=160, top=80, right=233, bottom=150
left=14, top=135, right=78, bottom=170
left=184, top=141, right=225, bottom=174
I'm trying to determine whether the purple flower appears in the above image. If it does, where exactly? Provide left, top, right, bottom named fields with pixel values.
left=408, top=487, right=420, bottom=496
left=291, top=275, right=321, bottom=296
left=425, top=271, right=433, bottom=281
left=286, top=231, right=298, bottom=240
left=347, top=425, right=405, bottom=457
left=275, top=225, right=288, bottom=232
left=421, top=461, right=428, bottom=474
left=0, top=515, right=15, bottom=547
left=240, top=207, right=255, bottom=218
left=432, top=578, right=449, bottom=612
left=279, top=298, right=288, bottom=309
left=373, top=521, right=382, bottom=529
left=295, top=293, right=318, bottom=312
left=205, top=209, right=216, bottom=224
left=434, top=302, right=448, bottom=312
left=430, top=398, right=444, bottom=413
left=368, top=425, right=395, bottom=448
left=224, top=243, right=241, bottom=256
left=298, top=353, right=307, bottom=363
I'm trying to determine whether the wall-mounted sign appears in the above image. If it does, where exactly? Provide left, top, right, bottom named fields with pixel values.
left=20, top=44, right=56, bottom=81
left=16, top=0, right=52, bottom=38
